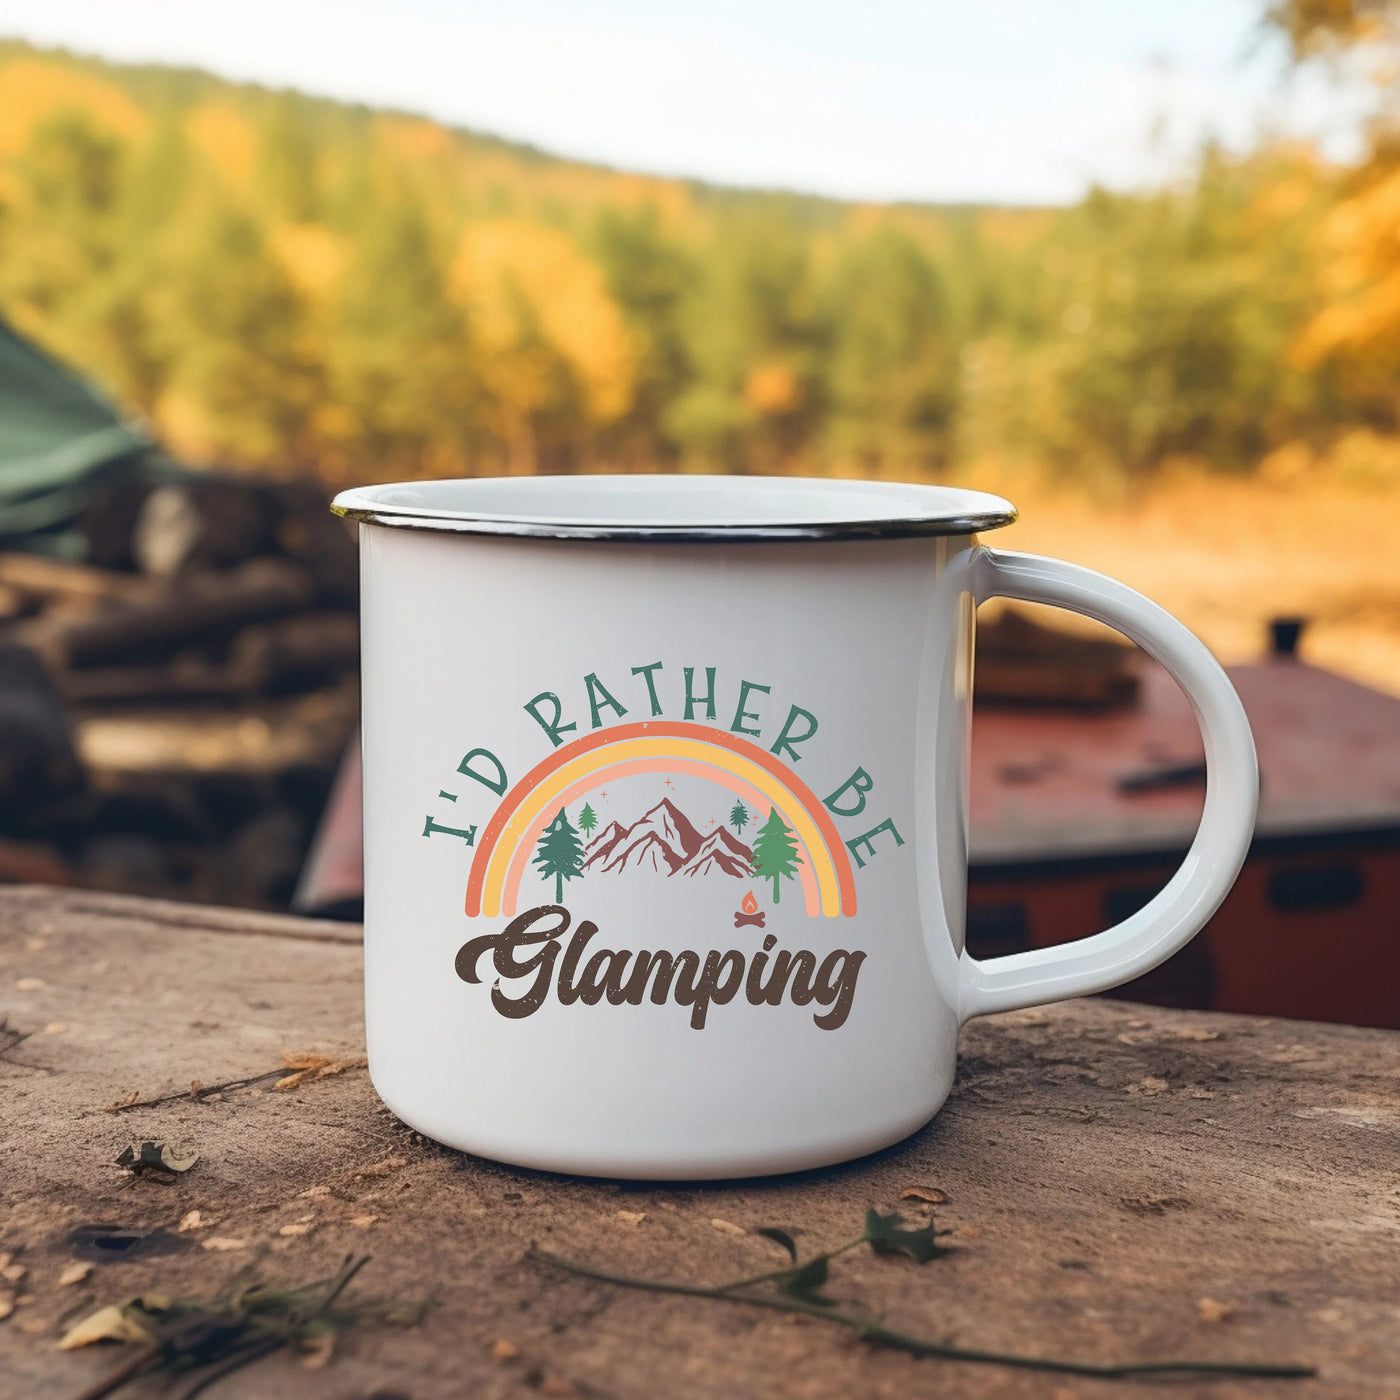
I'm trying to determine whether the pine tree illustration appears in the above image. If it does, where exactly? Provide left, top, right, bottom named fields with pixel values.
left=534, top=807, right=585, bottom=903
left=751, top=807, right=801, bottom=904
left=729, top=801, right=749, bottom=834
left=577, top=802, right=598, bottom=838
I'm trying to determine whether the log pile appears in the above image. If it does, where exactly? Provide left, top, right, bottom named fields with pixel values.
left=0, top=474, right=360, bottom=910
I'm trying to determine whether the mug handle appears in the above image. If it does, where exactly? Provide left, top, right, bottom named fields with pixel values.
left=957, top=547, right=1258, bottom=1022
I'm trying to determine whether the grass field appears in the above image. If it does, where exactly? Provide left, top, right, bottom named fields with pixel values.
left=980, top=462, right=1400, bottom=697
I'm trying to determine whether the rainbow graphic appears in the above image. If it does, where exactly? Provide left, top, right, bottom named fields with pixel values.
left=465, top=721, right=858, bottom=919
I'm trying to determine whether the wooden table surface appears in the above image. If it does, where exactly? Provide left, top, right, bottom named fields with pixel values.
left=2, top=885, right=1398, bottom=1400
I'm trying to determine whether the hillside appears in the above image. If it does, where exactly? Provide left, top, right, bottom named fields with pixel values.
left=0, top=38, right=1383, bottom=494
left=0, top=40, right=1049, bottom=481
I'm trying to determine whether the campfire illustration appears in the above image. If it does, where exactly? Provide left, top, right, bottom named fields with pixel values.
left=734, top=890, right=766, bottom=929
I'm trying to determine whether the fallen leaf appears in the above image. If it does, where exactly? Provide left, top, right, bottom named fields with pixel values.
left=58, top=1304, right=155, bottom=1350
left=201, top=1237, right=247, bottom=1252
left=777, top=1254, right=836, bottom=1307
left=278, top=1222, right=315, bottom=1237
left=1173, top=1027, right=1221, bottom=1041
left=15, top=978, right=45, bottom=992
left=864, top=1209, right=954, bottom=1263
left=274, top=1049, right=367, bottom=1091
left=898, top=1186, right=949, bottom=1205
left=710, top=1218, right=745, bottom=1236
left=1197, top=1297, right=1238, bottom=1324
left=1, top=1264, right=26, bottom=1285
left=615, top=1210, right=646, bottom=1225
left=491, top=1337, right=521, bottom=1361
left=177, top=1210, right=207, bottom=1232
left=754, top=1227, right=798, bottom=1262
left=58, top=1262, right=93, bottom=1287
left=43, top=1023, right=67, bottom=1035
left=115, top=1141, right=200, bottom=1177
left=349, top=1215, right=378, bottom=1230
left=956, top=1224, right=983, bottom=1239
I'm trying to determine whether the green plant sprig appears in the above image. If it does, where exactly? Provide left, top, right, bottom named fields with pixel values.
left=529, top=1208, right=1314, bottom=1382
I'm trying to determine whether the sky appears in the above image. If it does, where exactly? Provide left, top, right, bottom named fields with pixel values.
left=0, top=0, right=1368, bottom=205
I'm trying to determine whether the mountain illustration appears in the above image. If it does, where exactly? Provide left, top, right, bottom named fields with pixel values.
left=580, top=797, right=753, bottom=879
left=676, top=825, right=755, bottom=878
left=582, top=820, right=629, bottom=867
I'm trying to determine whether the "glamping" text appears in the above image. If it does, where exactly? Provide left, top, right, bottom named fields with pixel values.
left=455, top=904, right=866, bottom=1031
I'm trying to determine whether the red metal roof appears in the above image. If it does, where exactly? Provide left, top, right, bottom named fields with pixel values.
left=970, top=659, right=1400, bottom=863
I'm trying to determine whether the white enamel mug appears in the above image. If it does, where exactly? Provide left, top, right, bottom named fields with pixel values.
left=333, top=476, right=1257, bottom=1179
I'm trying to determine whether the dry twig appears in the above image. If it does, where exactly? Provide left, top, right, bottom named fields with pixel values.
left=108, top=1050, right=365, bottom=1113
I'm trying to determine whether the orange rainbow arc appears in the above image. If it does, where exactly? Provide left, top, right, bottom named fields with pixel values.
left=465, top=720, right=858, bottom=918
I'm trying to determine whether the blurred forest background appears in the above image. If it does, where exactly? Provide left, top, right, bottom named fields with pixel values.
left=2, top=0, right=1399, bottom=690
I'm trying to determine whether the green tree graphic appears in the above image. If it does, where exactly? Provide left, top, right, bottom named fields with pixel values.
left=578, top=802, right=598, bottom=838
left=534, top=807, right=585, bottom=903
left=751, top=807, right=801, bottom=904
left=729, top=801, right=749, bottom=834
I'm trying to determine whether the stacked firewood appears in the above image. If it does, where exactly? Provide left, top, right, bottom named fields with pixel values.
left=0, top=475, right=360, bottom=910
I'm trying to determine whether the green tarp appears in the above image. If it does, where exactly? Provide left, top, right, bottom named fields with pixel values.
left=0, top=319, right=176, bottom=555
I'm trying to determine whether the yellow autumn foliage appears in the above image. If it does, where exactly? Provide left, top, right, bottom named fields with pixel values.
left=743, top=361, right=802, bottom=415
left=450, top=219, right=635, bottom=423
left=0, top=57, right=146, bottom=157
left=1295, top=164, right=1400, bottom=363
left=270, top=222, right=350, bottom=298
left=374, top=114, right=454, bottom=162
left=2, top=34, right=1400, bottom=506
left=186, top=104, right=259, bottom=189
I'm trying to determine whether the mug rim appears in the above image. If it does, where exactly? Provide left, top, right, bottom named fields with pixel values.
left=331, top=474, right=1018, bottom=542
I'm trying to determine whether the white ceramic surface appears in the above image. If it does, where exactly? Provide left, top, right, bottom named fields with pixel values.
left=341, top=476, right=1257, bottom=1179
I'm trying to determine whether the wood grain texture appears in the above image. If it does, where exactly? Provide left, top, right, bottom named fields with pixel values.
left=1, top=886, right=1397, bottom=1399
